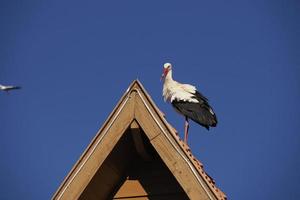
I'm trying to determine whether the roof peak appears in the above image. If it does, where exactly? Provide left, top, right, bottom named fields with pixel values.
left=52, top=79, right=226, bottom=200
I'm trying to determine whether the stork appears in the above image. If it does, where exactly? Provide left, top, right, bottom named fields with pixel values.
left=161, top=63, right=217, bottom=143
left=0, top=84, right=21, bottom=93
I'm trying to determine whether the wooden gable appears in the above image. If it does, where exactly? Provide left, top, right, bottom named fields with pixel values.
left=52, top=80, right=226, bottom=200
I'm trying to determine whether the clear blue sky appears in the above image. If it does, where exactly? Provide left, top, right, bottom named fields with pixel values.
left=1, top=1, right=299, bottom=199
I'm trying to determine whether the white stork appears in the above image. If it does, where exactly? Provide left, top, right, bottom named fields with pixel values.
left=0, top=84, right=21, bottom=93
left=161, top=63, right=217, bottom=143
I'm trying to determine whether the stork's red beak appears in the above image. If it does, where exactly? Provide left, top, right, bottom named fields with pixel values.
left=160, top=68, right=168, bottom=81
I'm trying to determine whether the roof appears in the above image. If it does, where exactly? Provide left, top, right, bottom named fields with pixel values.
left=52, top=80, right=226, bottom=200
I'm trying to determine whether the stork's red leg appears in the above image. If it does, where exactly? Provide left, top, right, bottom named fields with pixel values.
left=184, top=117, right=189, bottom=144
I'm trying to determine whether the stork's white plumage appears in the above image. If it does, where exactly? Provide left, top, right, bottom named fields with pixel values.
left=0, top=84, right=21, bottom=93
left=161, top=63, right=217, bottom=143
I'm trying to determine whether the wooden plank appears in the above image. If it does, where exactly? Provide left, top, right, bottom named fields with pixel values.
left=52, top=81, right=141, bottom=199
left=79, top=162, right=122, bottom=200
left=134, top=90, right=216, bottom=200
left=79, top=129, right=138, bottom=200
left=114, top=180, right=148, bottom=198
left=150, top=134, right=212, bottom=200
left=53, top=91, right=136, bottom=200
left=134, top=93, right=163, bottom=140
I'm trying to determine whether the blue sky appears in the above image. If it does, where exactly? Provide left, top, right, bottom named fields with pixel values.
left=1, top=1, right=299, bottom=199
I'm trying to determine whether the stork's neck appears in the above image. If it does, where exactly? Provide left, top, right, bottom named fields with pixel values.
left=164, top=69, right=173, bottom=82
left=162, top=69, right=175, bottom=102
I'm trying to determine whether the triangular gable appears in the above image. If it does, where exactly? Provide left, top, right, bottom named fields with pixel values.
left=52, top=80, right=226, bottom=200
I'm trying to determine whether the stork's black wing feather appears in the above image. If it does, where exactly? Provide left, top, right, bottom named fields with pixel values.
left=172, top=91, right=217, bottom=130
left=194, top=90, right=208, bottom=102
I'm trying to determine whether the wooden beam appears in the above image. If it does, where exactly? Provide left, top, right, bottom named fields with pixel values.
left=130, top=120, right=151, bottom=161
left=134, top=88, right=217, bottom=200
left=52, top=90, right=136, bottom=200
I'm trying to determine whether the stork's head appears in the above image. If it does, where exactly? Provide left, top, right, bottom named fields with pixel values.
left=161, top=63, right=172, bottom=80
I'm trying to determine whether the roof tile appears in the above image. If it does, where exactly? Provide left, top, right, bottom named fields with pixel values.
left=161, top=112, right=227, bottom=200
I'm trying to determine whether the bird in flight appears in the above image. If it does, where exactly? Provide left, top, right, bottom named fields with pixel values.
left=0, top=84, right=21, bottom=93
left=161, top=63, right=217, bottom=143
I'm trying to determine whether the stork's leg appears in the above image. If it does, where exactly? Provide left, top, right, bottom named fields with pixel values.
left=184, top=117, right=189, bottom=144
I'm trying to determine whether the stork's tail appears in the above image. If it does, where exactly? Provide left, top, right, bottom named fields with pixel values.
left=194, top=105, right=217, bottom=130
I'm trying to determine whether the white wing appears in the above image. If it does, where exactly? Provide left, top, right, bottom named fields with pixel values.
left=163, top=81, right=198, bottom=103
left=179, top=83, right=197, bottom=93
